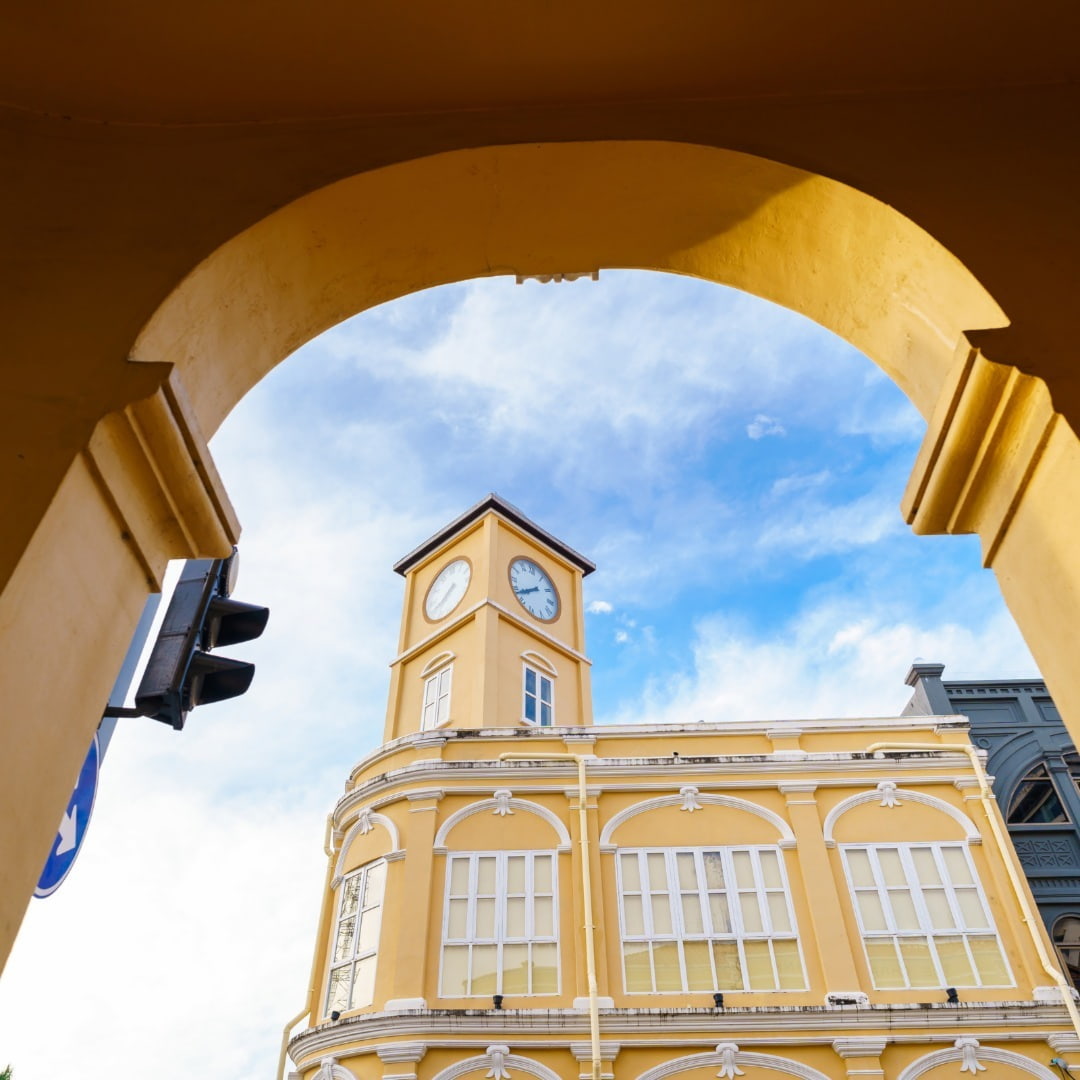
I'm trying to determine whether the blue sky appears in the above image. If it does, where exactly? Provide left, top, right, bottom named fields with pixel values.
left=0, top=271, right=1038, bottom=1078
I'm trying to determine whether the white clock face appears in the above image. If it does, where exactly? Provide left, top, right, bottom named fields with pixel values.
left=509, top=557, right=560, bottom=621
left=424, top=558, right=471, bottom=620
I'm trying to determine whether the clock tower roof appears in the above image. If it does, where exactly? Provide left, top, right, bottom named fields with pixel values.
left=393, top=493, right=595, bottom=577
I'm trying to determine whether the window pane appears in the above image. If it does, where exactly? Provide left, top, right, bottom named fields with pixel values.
left=857, top=892, right=887, bottom=932
left=524, top=694, right=536, bottom=722
left=867, top=939, right=904, bottom=987
left=502, top=943, right=529, bottom=994
left=647, top=853, right=668, bottom=890
left=540, top=676, right=553, bottom=704
left=739, top=892, right=763, bottom=933
left=956, top=888, right=989, bottom=930
left=846, top=849, right=875, bottom=887
left=620, top=853, right=641, bottom=892
left=525, top=668, right=536, bottom=694
left=532, top=942, right=558, bottom=993
left=624, top=942, right=653, bottom=991
left=477, top=858, right=496, bottom=893
left=327, top=966, right=351, bottom=1013
left=436, top=691, right=450, bottom=725
left=450, top=858, right=470, bottom=894
left=942, top=847, right=974, bottom=886
left=653, top=942, right=682, bottom=990
left=651, top=892, right=673, bottom=935
left=506, top=856, right=526, bottom=893
left=534, top=896, right=554, bottom=937
left=924, top=889, right=956, bottom=930
left=744, top=940, right=775, bottom=990
left=767, top=892, right=791, bottom=933
left=342, top=875, right=362, bottom=914
left=506, top=897, right=526, bottom=937
left=759, top=850, right=782, bottom=889
left=773, top=938, right=804, bottom=989
left=702, top=852, right=725, bottom=888
left=889, top=890, right=920, bottom=930
left=364, top=862, right=386, bottom=906
left=448, top=898, right=468, bottom=939
left=912, top=847, right=942, bottom=885
left=534, top=856, right=553, bottom=893
left=351, top=955, right=376, bottom=1008
left=683, top=940, right=713, bottom=990
left=622, top=894, right=645, bottom=935
left=899, top=937, right=937, bottom=987
left=471, top=944, right=499, bottom=994
left=937, top=936, right=975, bottom=986
left=709, top=892, right=732, bottom=934
left=356, top=905, right=382, bottom=952
left=733, top=851, right=755, bottom=888
left=441, top=945, right=470, bottom=996
left=682, top=893, right=704, bottom=934
left=676, top=853, right=697, bottom=889
left=879, top=849, right=906, bottom=887
left=334, top=916, right=357, bottom=961
left=475, top=898, right=497, bottom=938
left=712, top=941, right=743, bottom=988
left=1009, top=764, right=1068, bottom=823
left=969, top=936, right=1010, bottom=985
left=540, top=702, right=552, bottom=726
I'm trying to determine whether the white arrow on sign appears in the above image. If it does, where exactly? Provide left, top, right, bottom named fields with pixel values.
left=56, top=807, right=78, bottom=856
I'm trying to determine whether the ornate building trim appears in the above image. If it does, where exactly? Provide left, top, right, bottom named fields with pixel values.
left=428, top=1050, right=562, bottom=1080
left=599, top=792, right=796, bottom=847
left=896, top=1045, right=1057, bottom=1079
left=433, top=797, right=572, bottom=853
left=635, top=1047, right=832, bottom=1080
left=822, top=786, right=981, bottom=847
left=332, top=811, right=402, bottom=886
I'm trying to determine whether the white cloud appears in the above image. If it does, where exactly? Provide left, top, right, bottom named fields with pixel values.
left=615, top=630, right=630, bottom=644
left=746, top=414, right=786, bottom=440
left=587, top=600, right=614, bottom=614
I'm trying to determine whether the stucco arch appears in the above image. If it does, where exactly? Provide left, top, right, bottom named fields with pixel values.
left=635, top=1047, right=833, bottom=1080
left=429, top=1051, right=562, bottom=1080
left=434, top=796, right=572, bottom=853
left=332, top=810, right=403, bottom=886
left=823, top=786, right=981, bottom=846
left=896, top=1045, right=1057, bottom=1080
left=600, top=791, right=795, bottom=848
left=132, top=140, right=1004, bottom=439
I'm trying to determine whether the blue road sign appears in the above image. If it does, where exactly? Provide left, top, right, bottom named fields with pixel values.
left=35, top=732, right=100, bottom=898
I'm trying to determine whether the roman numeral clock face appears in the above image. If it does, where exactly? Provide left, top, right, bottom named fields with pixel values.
left=509, top=557, right=560, bottom=621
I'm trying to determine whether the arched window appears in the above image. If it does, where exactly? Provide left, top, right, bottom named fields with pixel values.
left=1007, top=763, right=1068, bottom=824
left=1053, top=915, right=1080, bottom=989
left=325, top=859, right=387, bottom=1015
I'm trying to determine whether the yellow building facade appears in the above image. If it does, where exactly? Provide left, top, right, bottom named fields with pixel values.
left=285, top=498, right=1080, bottom=1080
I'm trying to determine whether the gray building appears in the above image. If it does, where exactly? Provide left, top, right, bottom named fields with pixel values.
left=904, top=661, right=1080, bottom=986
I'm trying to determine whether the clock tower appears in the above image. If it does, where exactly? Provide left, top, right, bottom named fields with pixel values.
left=383, top=494, right=595, bottom=741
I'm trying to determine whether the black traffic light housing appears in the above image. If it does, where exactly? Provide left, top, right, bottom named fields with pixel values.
left=132, top=550, right=269, bottom=730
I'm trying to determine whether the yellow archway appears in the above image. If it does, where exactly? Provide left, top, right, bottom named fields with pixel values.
left=4, top=139, right=1079, bottom=974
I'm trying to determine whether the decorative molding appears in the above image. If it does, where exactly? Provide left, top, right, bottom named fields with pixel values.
left=572, top=996, right=615, bottom=1010
left=313, top=1056, right=358, bottom=1080
left=568, top=1042, right=620, bottom=1061
left=485, top=1045, right=512, bottom=1080
left=332, top=812, right=402, bottom=885
left=406, top=789, right=446, bottom=803
left=679, top=786, right=703, bottom=812
left=1047, top=1033, right=1080, bottom=1053
left=521, top=650, right=558, bottom=677
left=896, top=1046, right=1057, bottom=1080
left=876, top=782, right=900, bottom=808
left=832, top=1038, right=887, bottom=1059
left=955, top=1038, right=986, bottom=1074
left=716, top=1042, right=745, bottom=1078
left=599, top=792, right=796, bottom=846
left=515, top=270, right=599, bottom=284
left=376, top=1043, right=428, bottom=1064
left=823, top=786, right=981, bottom=846
left=493, top=790, right=515, bottom=816
left=428, top=1051, right=562, bottom=1080
left=421, top=651, right=456, bottom=677
left=434, top=797, right=572, bottom=852
left=779, top=783, right=818, bottom=795
left=635, top=1048, right=832, bottom=1080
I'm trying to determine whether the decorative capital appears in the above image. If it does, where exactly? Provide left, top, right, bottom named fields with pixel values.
left=679, top=785, right=703, bottom=812
left=715, top=1043, right=745, bottom=1079
left=832, top=1038, right=887, bottom=1059
left=376, top=1043, right=428, bottom=1065
left=357, top=808, right=374, bottom=834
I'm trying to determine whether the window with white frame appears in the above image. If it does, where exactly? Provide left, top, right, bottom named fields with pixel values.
left=617, top=847, right=806, bottom=993
left=421, top=663, right=452, bottom=729
left=440, top=851, right=558, bottom=997
left=522, top=663, right=553, bottom=726
left=842, top=843, right=1012, bottom=989
left=325, top=860, right=386, bottom=1014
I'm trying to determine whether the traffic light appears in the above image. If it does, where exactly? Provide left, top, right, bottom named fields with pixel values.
left=133, top=550, right=269, bottom=730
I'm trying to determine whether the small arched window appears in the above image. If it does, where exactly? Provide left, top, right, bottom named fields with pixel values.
left=1053, top=915, right=1080, bottom=989
left=1007, top=763, right=1068, bottom=824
